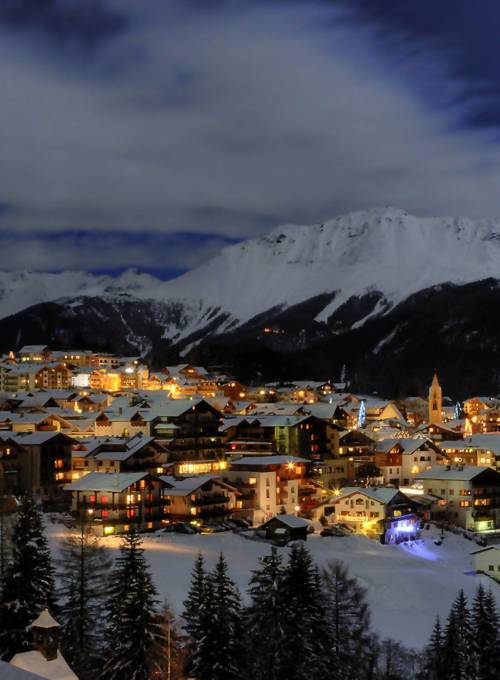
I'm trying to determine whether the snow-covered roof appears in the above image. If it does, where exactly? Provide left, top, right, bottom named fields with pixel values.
left=444, top=435, right=500, bottom=454
left=264, top=514, right=309, bottom=529
left=65, top=472, right=150, bottom=492
left=334, top=486, right=401, bottom=504
left=0, top=660, right=46, bottom=680
left=377, top=438, right=432, bottom=455
left=415, top=465, right=493, bottom=481
left=159, top=474, right=235, bottom=496
left=230, top=455, right=310, bottom=466
left=19, top=345, right=48, bottom=353
left=470, top=544, right=500, bottom=555
left=10, top=651, right=77, bottom=680
left=31, top=609, right=60, bottom=629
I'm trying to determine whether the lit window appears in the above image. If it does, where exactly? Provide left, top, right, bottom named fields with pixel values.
left=101, top=496, right=108, bottom=504
left=249, top=477, right=257, bottom=485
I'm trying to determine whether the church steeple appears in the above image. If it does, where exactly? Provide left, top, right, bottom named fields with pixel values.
left=428, top=371, right=443, bottom=424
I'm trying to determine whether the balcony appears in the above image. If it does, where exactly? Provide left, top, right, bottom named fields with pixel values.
left=192, top=494, right=230, bottom=506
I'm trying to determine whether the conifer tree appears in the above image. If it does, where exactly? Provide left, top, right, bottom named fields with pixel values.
left=279, top=543, right=330, bottom=680
left=471, top=585, right=500, bottom=680
left=101, top=527, right=163, bottom=680
left=156, top=600, right=187, bottom=680
left=190, top=553, right=242, bottom=680
left=182, top=552, right=206, bottom=672
left=245, top=547, right=285, bottom=680
left=0, top=494, right=55, bottom=660
left=58, top=520, right=112, bottom=679
left=322, top=559, right=372, bottom=680
left=442, top=590, right=474, bottom=680
left=421, top=616, right=445, bottom=680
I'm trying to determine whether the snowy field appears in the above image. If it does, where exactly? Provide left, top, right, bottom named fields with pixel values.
left=48, top=524, right=499, bottom=649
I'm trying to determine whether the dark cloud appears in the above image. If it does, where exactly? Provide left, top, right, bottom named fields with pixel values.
left=0, top=229, right=236, bottom=272
left=1, top=0, right=500, bottom=272
left=0, top=0, right=127, bottom=49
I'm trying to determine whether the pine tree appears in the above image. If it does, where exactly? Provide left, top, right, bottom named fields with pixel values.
left=375, top=638, right=419, bottom=680
left=471, top=585, right=500, bottom=680
left=421, top=616, right=445, bottom=680
left=0, top=494, right=55, bottom=660
left=155, top=600, right=187, bottom=680
left=191, top=553, right=242, bottom=680
left=322, top=559, right=372, bottom=680
left=58, top=520, right=112, bottom=679
left=182, top=552, right=206, bottom=673
left=244, top=547, right=285, bottom=680
left=101, top=527, right=163, bottom=680
left=442, top=590, right=474, bottom=680
left=279, top=543, right=330, bottom=680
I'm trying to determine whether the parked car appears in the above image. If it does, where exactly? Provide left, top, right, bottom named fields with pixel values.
left=164, top=522, right=198, bottom=534
left=320, top=526, right=345, bottom=537
left=231, top=517, right=251, bottom=529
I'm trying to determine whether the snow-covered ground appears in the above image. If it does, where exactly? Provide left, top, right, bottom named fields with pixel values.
left=48, top=524, right=499, bottom=649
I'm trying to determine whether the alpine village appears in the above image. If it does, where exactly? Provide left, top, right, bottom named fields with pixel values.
left=0, top=344, right=496, bottom=679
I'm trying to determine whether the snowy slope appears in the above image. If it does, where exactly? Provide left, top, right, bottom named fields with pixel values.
left=161, top=206, right=500, bottom=327
left=3, top=206, right=500, bottom=342
left=48, top=524, right=500, bottom=649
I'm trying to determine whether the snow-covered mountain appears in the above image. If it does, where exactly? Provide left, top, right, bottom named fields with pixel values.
left=4, top=206, right=500, bottom=338
left=2, top=205, right=500, bottom=396
left=161, top=205, right=500, bottom=325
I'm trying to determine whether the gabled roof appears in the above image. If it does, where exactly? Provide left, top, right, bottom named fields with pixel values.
left=334, top=486, right=402, bottom=504
left=262, top=514, right=309, bottom=529
left=159, top=474, right=235, bottom=496
left=10, top=651, right=77, bottom=680
left=470, top=544, right=500, bottom=555
left=65, top=472, right=151, bottom=492
left=11, top=431, right=71, bottom=445
left=230, top=455, right=309, bottom=466
left=416, top=465, right=494, bottom=481
left=19, top=345, right=48, bottom=353
left=0, top=660, right=46, bottom=680
left=32, top=609, right=60, bottom=629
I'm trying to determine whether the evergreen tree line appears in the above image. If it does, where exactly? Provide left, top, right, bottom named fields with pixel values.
left=183, top=546, right=500, bottom=680
left=0, top=495, right=498, bottom=680
left=421, top=586, right=499, bottom=680
left=0, top=495, right=182, bottom=679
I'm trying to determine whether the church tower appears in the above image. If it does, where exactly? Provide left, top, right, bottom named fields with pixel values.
left=428, top=372, right=443, bottom=424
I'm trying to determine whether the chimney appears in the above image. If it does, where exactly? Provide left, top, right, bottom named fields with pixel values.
left=31, top=609, right=60, bottom=661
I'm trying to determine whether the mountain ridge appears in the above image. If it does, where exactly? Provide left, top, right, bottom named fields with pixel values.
left=1, top=206, right=499, bottom=395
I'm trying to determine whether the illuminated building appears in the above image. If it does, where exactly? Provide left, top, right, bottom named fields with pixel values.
left=324, top=486, right=419, bottom=542
left=416, top=465, right=500, bottom=533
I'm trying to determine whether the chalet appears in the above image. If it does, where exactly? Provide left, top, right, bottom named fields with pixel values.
left=159, top=474, right=239, bottom=522
left=34, top=364, right=73, bottom=390
left=19, top=345, right=51, bottom=362
left=223, top=414, right=340, bottom=461
left=463, top=397, right=500, bottom=418
left=416, top=465, right=500, bottom=533
left=415, top=422, right=463, bottom=441
left=10, top=431, right=73, bottom=508
left=374, top=438, right=446, bottom=486
left=438, top=436, right=500, bottom=468
left=338, top=429, right=376, bottom=458
left=326, top=486, right=419, bottom=542
left=258, top=514, right=309, bottom=543
left=225, top=455, right=310, bottom=520
left=150, top=399, right=224, bottom=460
left=470, top=544, right=500, bottom=582
left=71, top=433, right=168, bottom=478
left=0, top=435, right=26, bottom=495
left=65, top=472, right=170, bottom=535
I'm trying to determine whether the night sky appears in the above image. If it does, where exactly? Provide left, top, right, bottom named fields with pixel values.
left=1, top=0, right=500, bottom=276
